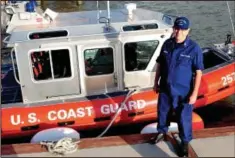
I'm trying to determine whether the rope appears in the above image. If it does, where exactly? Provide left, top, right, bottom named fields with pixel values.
left=226, top=1, right=235, bottom=38
left=97, top=89, right=138, bottom=138
left=40, top=88, right=139, bottom=156
left=40, top=137, right=80, bottom=156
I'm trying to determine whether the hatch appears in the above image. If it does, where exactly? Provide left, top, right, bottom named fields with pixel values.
left=29, top=30, right=68, bottom=40
left=123, top=23, right=158, bottom=31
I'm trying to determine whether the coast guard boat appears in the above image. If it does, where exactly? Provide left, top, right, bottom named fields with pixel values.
left=1, top=1, right=235, bottom=140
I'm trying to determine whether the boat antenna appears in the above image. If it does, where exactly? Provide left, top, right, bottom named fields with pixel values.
left=226, top=1, right=235, bottom=38
left=98, top=1, right=111, bottom=31
left=96, top=1, right=100, bottom=23
left=107, top=1, right=111, bottom=21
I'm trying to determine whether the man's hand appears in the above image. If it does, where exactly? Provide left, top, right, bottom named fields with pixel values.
left=189, top=70, right=202, bottom=104
left=188, top=93, right=197, bottom=104
left=153, top=84, right=160, bottom=93
left=153, top=63, right=161, bottom=93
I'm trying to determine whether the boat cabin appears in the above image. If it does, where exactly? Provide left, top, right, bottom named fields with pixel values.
left=2, top=6, right=175, bottom=104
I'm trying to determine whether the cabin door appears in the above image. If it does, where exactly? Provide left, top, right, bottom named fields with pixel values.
left=16, top=43, right=81, bottom=103
left=121, top=33, right=165, bottom=89
left=79, top=41, right=121, bottom=95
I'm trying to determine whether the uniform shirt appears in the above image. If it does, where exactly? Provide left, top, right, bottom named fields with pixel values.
left=156, top=36, right=204, bottom=98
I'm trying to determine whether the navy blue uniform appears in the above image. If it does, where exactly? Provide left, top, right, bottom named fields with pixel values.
left=156, top=36, right=204, bottom=143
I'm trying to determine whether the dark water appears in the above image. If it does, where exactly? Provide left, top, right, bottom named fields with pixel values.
left=1, top=1, right=235, bottom=144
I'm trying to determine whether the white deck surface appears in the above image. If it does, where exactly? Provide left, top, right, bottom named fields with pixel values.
left=2, top=141, right=178, bottom=157
left=190, top=135, right=235, bottom=157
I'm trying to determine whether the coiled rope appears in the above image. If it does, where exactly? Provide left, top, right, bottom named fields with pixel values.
left=40, top=137, right=80, bottom=156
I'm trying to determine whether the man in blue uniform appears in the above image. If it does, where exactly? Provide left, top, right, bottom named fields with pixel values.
left=149, top=17, right=204, bottom=156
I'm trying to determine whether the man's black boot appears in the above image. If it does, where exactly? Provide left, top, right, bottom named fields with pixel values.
left=182, top=142, right=189, bottom=157
left=148, top=133, right=166, bottom=144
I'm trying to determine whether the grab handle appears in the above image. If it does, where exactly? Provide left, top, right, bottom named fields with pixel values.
left=94, top=116, right=111, bottom=122
left=57, top=121, right=75, bottom=126
left=128, top=111, right=144, bottom=117
left=10, top=47, right=20, bottom=85
left=21, top=125, right=39, bottom=131
left=3, top=35, right=10, bottom=44
left=5, top=6, right=16, bottom=15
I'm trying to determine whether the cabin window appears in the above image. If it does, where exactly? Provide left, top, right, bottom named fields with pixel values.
left=29, top=30, right=68, bottom=40
left=30, top=49, right=72, bottom=81
left=84, top=47, right=114, bottom=76
left=1, top=49, right=20, bottom=81
left=162, top=15, right=177, bottom=25
left=123, top=24, right=158, bottom=31
left=124, top=40, right=159, bottom=71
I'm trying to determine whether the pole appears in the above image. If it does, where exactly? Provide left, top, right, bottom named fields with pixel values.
left=41, top=0, right=45, bottom=10
left=76, top=1, right=83, bottom=6
left=107, top=1, right=110, bottom=20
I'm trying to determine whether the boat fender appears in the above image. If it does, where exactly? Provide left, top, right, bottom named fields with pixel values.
left=31, top=127, right=80, bottom=156
left=141, top=112, right=204, bottom=134
left=30, top=127, right=80, bottom=143
left=140, top=122, right=178, bottom=134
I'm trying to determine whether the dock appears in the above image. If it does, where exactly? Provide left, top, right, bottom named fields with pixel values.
left=1, top=126, right=234, bottom=157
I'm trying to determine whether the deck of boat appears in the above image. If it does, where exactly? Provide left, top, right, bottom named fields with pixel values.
left=1, top=126, right=234, bottom=157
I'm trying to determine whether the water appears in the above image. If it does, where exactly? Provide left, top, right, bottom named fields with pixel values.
left=44, top=1, right=235, bottom=47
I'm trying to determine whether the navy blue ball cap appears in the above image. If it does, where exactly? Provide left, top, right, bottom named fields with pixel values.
left=174, top=16, right=190, bottom=30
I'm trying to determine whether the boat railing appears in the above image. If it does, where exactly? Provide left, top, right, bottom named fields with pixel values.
left=10, top=47, right=21, bottom=85
left=1, top=85, right=22, bottom=104
left=2, top=85, right=21, bottom=92
left=2, top=35, right=10, bottom=44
